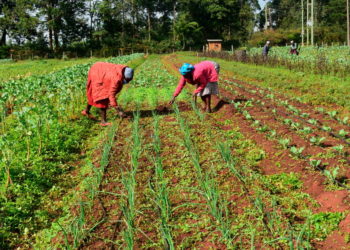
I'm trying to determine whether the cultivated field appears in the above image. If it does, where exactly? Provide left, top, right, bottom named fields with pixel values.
left=1, top=52, right=350, bottom=249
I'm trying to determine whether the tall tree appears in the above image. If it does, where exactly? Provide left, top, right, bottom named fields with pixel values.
left=0, top=0, right=38, bottom=45
left=36, top=0, right=88, bottom=51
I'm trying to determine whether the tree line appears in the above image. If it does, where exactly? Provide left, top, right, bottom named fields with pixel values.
left=252, top=0, right=348, bottom=46
left=1, top=0, right=348, bottom=58
left=0, top=0, right=259, bottom=58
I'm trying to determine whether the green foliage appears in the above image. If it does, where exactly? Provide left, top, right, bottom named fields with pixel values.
left=310, top=136, right=325, bottom=146
left=290, top=146, right=304, bottom=157
left=119, top=55, right=186, bottom=108
left=0, top=54, right=143, bottom=248
left=324, top=167, right=340, bottom=185
left=249, top=29, right=301, bottom=47
left=338, top=129, right=348, bottom=138
left=309, top=159, right=322, bottom=169
left=263, top=173, right=302, bottom=194
left=310, top=212, right=345, bottom=240
left=255, top=0, right=348, bottom=44
left=278, top=138, right=290, bottom=149
left=0, top=57, right=103, bottom=82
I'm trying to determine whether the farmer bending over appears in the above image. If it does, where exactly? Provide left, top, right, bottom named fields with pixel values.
left=169, top=61, right=220, bottom=113
left=82, top=62, right=134, bottom=126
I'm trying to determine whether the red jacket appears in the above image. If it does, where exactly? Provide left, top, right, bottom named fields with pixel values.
left=87, top=62, right=126, bottom=107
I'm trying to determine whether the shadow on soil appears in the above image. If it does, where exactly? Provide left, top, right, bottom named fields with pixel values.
left=212, top=100, right=230, bottom=112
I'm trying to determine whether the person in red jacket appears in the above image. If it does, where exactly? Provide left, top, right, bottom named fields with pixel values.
left=169, top=61, right=220, bottom=113
left=81, top=62, right=134, bottom=126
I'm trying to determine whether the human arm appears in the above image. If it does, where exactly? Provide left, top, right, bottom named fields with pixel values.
left=109, top=80, right=126, bottom=117
left=109, top=80, right=122, bottom=107
left=169, top=76, right=187, bottom=104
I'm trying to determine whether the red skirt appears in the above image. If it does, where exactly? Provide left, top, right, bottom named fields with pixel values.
left=87, top=83, right=110, bottom=108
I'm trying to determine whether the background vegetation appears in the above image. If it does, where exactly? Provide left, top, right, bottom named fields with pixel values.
left=253, top=0, right=349, bottom=46
left=0, top=0, right=260, bottom=58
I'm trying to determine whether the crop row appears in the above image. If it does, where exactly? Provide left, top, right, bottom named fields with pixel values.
left=219, top=78, right=350, bottom=189
left=225, top=77, right=350, bottom=139
left=223, top=77, right=350, bottom=154
left=179, top=97, right=332, bottom=248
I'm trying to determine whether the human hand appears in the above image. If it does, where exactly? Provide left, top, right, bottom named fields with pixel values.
left=115, top=107, right=127, bottom=118
left=119, top=110, right=127, bottom=118
left=192, top=93, right=197, bottom=104
left=169, top=96, right=176, bottom=105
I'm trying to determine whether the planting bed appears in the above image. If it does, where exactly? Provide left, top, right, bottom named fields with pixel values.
left=1, top=53, right=350, bottom=249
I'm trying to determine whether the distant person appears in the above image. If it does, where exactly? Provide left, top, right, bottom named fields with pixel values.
left=169, top=61, right=220, bottom=113
left=81, top=62, right=134, bottom=126
left=290, top=40, right=299, bottom=55
left=262, top=41, right=271, bottom=59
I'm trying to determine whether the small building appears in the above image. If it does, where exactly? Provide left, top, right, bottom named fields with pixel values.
left=207, top=39, right=222, bottom=52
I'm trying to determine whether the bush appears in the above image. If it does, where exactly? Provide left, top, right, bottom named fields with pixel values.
left=248, top=29, right=301, bottom=47
left=0, top=46, right=12, bottom=59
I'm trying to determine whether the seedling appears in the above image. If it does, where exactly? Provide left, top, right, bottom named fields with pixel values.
left=307, top=119, right=317, bottom=125
left=290, top=146, right=304, bottom=157
left=291, top=122, right=300, bottom=130
left=257, top=125, right=269, bottom=132
left=233, top=101, right=241, bottom=110
left=283, top=119, right=292, bottom=125
left=269, top=130, right=277, bottom=138
left=243, top=110, right=252, bottom=120
left=338, top=129, right=348, bottom=138
left=244, top=100, right=253, bottom=108
left=342, top=116, right=349, bottom=125
left=266, top=94, right=274, bottom=99
left=301, top=126, right=313, bottom=134
left=310, top=136, right=325, bottom=146
left=288, top=105, right=299, bottom=114
left=327, top=110, right=337, bottom=119
left=317, top=107, right=325, bottom=113
left=279, top=138, right=290, bottom=149
left=253, top=120, right=260, bottom=126
left=333, top=145, right=344, bottom=154
left=324, top=167, right=340, bottom=185
left=321, top=126, right=332, bottom=132
left=300, top=113, right=310, bottom=118
left=309, top=159, right=322, bottom=169
left=281, top=100, right=289, bottom=106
